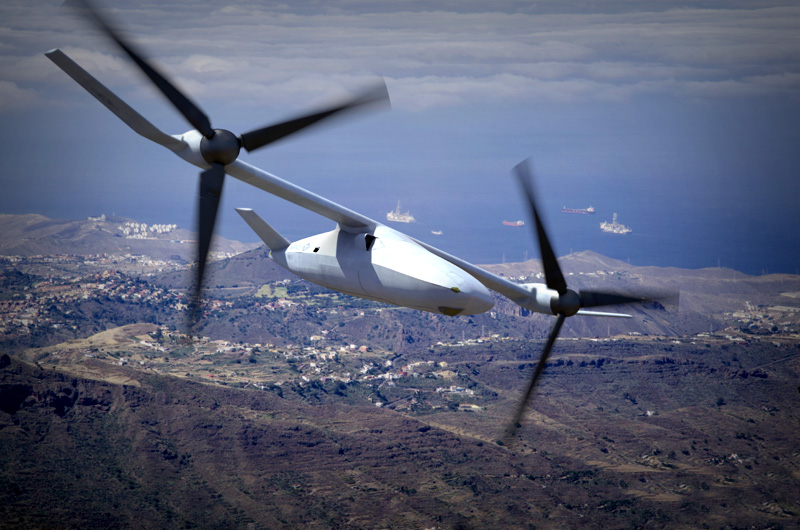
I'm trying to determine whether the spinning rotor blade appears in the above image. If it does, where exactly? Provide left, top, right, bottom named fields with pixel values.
left=513, top=160, right=568, bottom=295
left=194, top=163, right=226, bottom=308
left=579, top=290, right=648, bottom=308
left=64, top=1, right=391, bottom=321
left=503, top=313, right=566, bottom=443
left=501, top=160, right=570, bottom=443
left=68, top=0, right=215, bottom=138
left=580, top=288, right=679, bottom=310
left=503, top=160, right=680, bottom=443
left=239, top=82, right=390, bottom=152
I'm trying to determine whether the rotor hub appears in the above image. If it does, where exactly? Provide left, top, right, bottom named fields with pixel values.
left=550, top=288, right=581, bottom=317
left=200, top=129, right=241, bottom=165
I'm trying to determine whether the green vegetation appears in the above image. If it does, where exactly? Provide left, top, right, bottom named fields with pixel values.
left=255, top=283, right=287, bottom=299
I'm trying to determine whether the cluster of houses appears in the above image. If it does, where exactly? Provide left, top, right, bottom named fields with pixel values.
left=118, top=221, right=178, bottom=239
left=0, top=265, right=183, bottom=338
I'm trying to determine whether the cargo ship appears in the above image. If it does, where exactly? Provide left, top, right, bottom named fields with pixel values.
left=502, top=220, right=525, bottom=227
left=386, top=201, right=415, bottom=223
left=562, top=205, right=595, bottom=214
left=600, top=213, right=631, bottom=234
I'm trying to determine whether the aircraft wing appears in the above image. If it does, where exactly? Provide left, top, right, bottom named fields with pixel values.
left=47, top=48, right=513, bottom=294
left=227, top=160, right=637, bottom=318
left=225, top=160, right=378, bottom=232
left=226, top=160, right=534, bottom=302
left=411, top=238, right=534, bottom=305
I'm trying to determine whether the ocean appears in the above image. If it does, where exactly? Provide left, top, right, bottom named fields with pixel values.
left=265, top=174, right=800, bottom=277
left=106, top=164, right=800, bottom=278
left=401, top=190, right=799, bottom=276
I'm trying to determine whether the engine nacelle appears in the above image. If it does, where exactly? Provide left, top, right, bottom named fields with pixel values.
left=518, top=283, right=580, bottom=316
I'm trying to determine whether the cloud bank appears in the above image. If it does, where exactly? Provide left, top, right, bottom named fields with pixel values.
left=1, top=1, right=798, bottom=111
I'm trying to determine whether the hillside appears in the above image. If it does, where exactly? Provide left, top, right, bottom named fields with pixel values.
left=482, top=249, right=800, bottom=328
left=153, top=246, right=293, bottom=296
left=3, top=330, right=799, bottom=530
left=2, top=222, right=800, bottom=528
left=0, top=354, right=640, bottom=529
left=0, top=213, right=256, bottom=261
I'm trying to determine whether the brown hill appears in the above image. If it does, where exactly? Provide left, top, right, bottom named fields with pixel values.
left=4, top=315, right=799, bottom=530
left=0, top=213, right=256, bottom=261
left=483, top=249, right=798, bottom=316
left=152, top=246, right=293, bottom=296
left=0, top=354, right=659, bottom=529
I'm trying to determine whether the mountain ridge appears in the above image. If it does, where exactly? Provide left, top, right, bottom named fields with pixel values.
left=0, top=213, right=257, bottom=260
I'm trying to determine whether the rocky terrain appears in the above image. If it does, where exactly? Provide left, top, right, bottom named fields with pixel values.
left=2, top=323, right=798, bottom=529
left=1, top=213, right=799, bottom=529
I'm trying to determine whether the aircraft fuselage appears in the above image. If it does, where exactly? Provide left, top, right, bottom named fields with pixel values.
left=272, top=225, right=495, bottom=316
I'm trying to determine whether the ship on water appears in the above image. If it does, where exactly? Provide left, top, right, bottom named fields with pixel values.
left=562, top=205, right=595, bottom=214
left=386, top=201, right=415, bottom=223
left=600, top=213, right=631, bottom=234
left=502, top=220, right=525, bottom=227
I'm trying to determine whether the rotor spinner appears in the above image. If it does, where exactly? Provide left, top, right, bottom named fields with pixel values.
left=200, top=129, right=241, bottom=165
left=550, top=288, right=581, bottom=316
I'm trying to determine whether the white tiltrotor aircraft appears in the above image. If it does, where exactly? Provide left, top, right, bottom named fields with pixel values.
left=49, top=1, right=663, bottom=434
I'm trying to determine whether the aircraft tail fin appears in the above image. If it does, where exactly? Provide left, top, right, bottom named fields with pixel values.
left=235, top=208, right=291, bottom=251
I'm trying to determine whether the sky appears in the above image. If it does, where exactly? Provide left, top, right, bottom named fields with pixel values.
left=1, top=0, right=799, bottom=273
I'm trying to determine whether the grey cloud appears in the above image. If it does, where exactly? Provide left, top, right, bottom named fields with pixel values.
left=2, top=1, right=799, bottom=112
